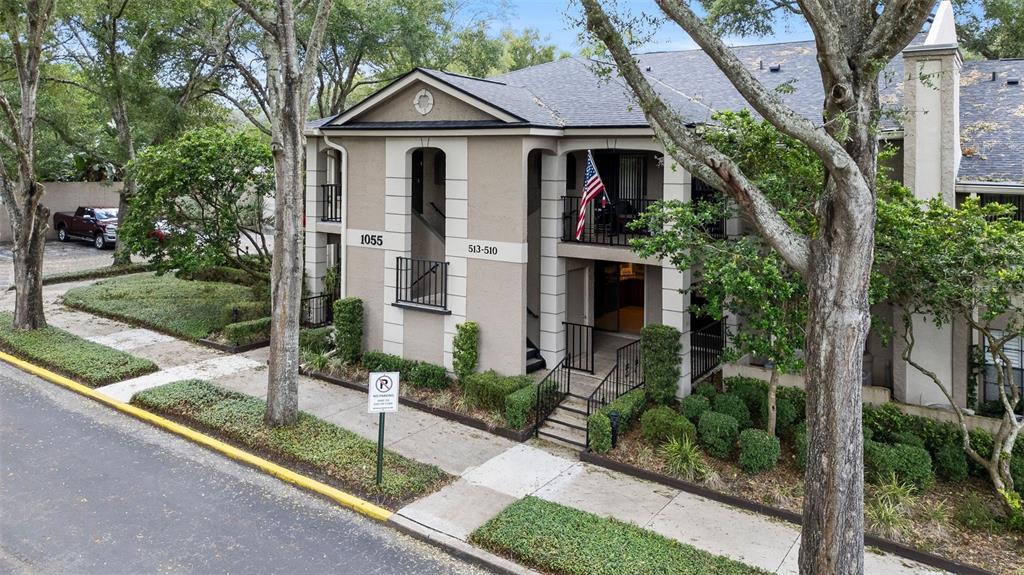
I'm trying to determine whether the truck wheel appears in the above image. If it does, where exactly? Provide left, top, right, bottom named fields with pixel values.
left=57, top=226, right=68, bottom=242
left=94, top=234, right=107, bottom=250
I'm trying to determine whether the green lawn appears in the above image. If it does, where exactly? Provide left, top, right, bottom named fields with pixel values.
left=62, top=273, right=260, bottom=340
left=470, top=496, right=767, bottom=575
left=132, top=380, right=450, bottom=506
left=0, top=313, right=158, bottom=386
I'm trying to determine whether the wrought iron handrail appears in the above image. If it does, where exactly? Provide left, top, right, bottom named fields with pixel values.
left=534, top=358, right=571, bottom=436
left=563, top=321, right=594, bottom=373
left=429, top=201, right=446, bottom=219
left=561, top=195, right=655, bottom=247
left=301, top=292, right=334, bottom=327
left=585, top=339, right=644, bottom=448
left=320, top=184, right=342, bottom=222
left=395, top=257, right=448, bottom=309
left=691, top=320, right=725, bottom=382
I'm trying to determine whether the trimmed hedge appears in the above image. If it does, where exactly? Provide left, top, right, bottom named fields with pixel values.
left=713, top=393, right=752, bottom=430
left=361, top=351, right=417, bottom=376
left=641, top=406, right=697, bottom=445
left=452, top=321, right=479, bottom=382
left=698, top=411, right=740, bottom=459
left=641, top=324, right=681, bottom=405
left=463, top=370, right=532, bottom=411
left=470, top=496, right=766, bottom=575
left=220, top=301, right=271, bottom=325
left=934, top=442, right=969, bottom=483
left=299, top=326, right=333, bottom=354
left=693, top=381, right=717, bottom=400
left=132, top=380, right=448, bottom=503
left=891, top=431, right=926, bottom=449
left=588, top=389, right=647, bottom=453
left=722, top=376, right=806, bottom=434
left=865, top=440, right=934, bottom=491
left=0, top=313, right=158, bottom=387
left=333, top=297, right=363, bottom=364
left=222, top=317, right=271, bottom=346
left=410, top=362, right=448, bottom=390
left=505, top=384, right=536, bottom=430
left=737, top=428, right=780, bottom=474
left=679, top=394, right=710, bottom=424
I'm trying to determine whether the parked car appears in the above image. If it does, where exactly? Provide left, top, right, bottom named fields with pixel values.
left=53, top=207, right=119, bottom=249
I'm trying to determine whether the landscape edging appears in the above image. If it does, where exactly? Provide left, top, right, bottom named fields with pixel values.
left=579, top=450, right=997, bottom=575
left=196, top=337, right=270, bottom=354
left=301, top=369, right=534, bottom=442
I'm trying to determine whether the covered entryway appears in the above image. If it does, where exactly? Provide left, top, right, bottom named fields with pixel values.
left=594, top=261, right=644, bottom=334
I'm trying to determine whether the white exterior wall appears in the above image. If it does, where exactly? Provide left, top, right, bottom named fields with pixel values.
left=660, top=157, right=693, bottom=397
left=539, top=152, right=567, bottom=367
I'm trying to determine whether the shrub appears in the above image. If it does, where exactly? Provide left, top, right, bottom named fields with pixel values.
left=452, top=321, right=479, bottom=382
left=1011, top=453, right=1023, bottom=496
left=933, top=443, right=969, bottom=483
left=862, top=402, right=907, bottom=443
left=220, top=300, right=270, bottom=325
left=463, top=370, right=531, bottom=411
left=333, top=297, right=363, bottom=364
left=794, top=422, right=808, bottom=471
left=659, top=436, right=711, bottom=481
left=679, top=394, right=710, bottom=424
left=891, top=431, right=926, bottom=449
left=865, top=441, right=934, bottom=491
left=775, top=397, right=800, bottom=435
left=725, top=376, right=767, bottom=413
left=361, top=351, right=417, bottom=376
left=693, top=381, right=717, bottom=400
left=222, top=317, right=271, bottom=346
left=641, top=324, right=681, bottom=405
left=698, top=411, right=739, bottom=459
left=299, top=326, right=333, bottom=354
left=587, top=389, right=647, bottom=454
left=641, top=406, right=697, bottom=445
left=410, top=362, right=448, bottom=390
left=712, top=393, right=751, bottom=429
left=505, top=384, right=536, bottom=429
left=177, top=265, right=260, bottom=286
left=737, top=428, right=781, bottom=474
left=777, top=386, right=806, bottom=423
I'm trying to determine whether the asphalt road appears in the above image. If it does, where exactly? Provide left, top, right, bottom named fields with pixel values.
left=0, top=363, right=487, bottom=575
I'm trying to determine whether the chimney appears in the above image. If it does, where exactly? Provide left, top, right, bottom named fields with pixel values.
left=901, top=0, right=962, bottom=207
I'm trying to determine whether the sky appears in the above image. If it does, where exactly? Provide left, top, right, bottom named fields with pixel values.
left=478, top=0, right=817, bottom=54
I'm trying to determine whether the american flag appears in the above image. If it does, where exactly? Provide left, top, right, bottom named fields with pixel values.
left=576, top=151, right=608, bottom=240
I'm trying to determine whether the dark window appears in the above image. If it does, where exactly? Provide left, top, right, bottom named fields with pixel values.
left=983, top=331, right=1024, bottom=403
left=566, top=154, right=577, bottom=190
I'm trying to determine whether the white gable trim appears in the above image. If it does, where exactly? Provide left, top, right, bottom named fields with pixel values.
left=328, top=70, right=522, bottom=126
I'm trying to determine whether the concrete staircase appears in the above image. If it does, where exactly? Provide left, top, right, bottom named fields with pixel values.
left=535, top=371, right=603, bottom=450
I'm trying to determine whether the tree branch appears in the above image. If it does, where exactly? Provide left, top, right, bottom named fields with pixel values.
left=860, top=0, right=936, bottom=65
left=231, top=0, right=279, bottom=38
left=300, top=0, right=335, bottom=99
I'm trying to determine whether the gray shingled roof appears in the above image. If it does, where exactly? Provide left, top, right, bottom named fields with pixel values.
left=958, top=59, right=1024, bottom=183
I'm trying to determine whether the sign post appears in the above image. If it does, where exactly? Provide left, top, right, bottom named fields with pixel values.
left=367, top=372, right=399, bottom=486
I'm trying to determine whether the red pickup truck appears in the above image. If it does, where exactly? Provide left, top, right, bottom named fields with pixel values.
left=53, top=207, right=119, bottom=249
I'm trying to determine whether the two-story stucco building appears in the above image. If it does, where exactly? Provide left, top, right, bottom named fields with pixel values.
left=302, top=1, right=1022, bottom=444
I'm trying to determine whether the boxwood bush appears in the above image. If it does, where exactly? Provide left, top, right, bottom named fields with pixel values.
left=933, top=442, right=969, bottom=482
left=410, top=362, right=448, bottom=390
left=693, top=381, right=717, bottom=400
left=698, top=411, right=740, bottom=459
left=361, top=351, right=417, bottom=376
left=222, top=317, right=272, bottom=346
left=333, top=297, right=363, bottom=364
left=641, top=324, right=681, bottom=405
left=504, top=384, right=536, bottom=430
left=640, top=406, right=697, bottom=445
left=299, top=326, right=333, bottom=354
left=712, top=393, right=751, bottom=429
left=679, top=394, right=710, bottom=424
left=865, top=440, right=934, bottom=491
left=588, top=389, right=647, bottom=453
left=452, top=321, right=479, bottom=382
left=463, top=370, right=531, bottom=411
left=737, top=428, right=781, bottom=474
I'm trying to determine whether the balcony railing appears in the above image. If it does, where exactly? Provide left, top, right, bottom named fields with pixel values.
left=395, top=257, right=448, bottom=311
left=691, top=319, right=726, bottom=381
left=561, top=196, right=655, bottom=247
left=301, top=292, right=334, bottom=327
left=321, top=184, right=342, bottom=222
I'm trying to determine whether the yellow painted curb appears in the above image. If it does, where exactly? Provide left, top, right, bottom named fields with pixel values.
left=0, top=350, right=394, bottom=522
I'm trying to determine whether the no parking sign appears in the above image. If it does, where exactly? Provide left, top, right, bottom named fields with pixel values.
left=367, top=372, right=399, bottom=413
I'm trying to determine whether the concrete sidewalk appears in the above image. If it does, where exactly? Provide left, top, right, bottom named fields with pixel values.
left=4, top=281, right=946, bottom=575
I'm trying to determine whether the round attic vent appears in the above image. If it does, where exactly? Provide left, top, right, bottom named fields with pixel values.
left=414, top=89, right=434, bottom=115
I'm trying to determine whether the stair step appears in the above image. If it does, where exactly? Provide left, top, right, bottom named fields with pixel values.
left=526, top=347, right=541, bottom=360
left=537, top=429, right=586, bottom=448
left=555, top=404, right=587, bottom=416
left=545, top=418, right=587, bottom=432
left=526, top=356, right=547, bottom=374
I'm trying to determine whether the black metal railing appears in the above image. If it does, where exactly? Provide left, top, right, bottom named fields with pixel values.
left=534, top=359, right=571, bottom=436
left=301, top=293, right=334, bottom=327
left=585, top=340, right=645, bottom=448
left=564, top=321, right=594, bottom=373
left=321, top=184, right=342, bottom=222
left=561, top=196, right=655, bottom=247
left=691, top=320, right=725, bottom=381
left=395, top=257, right=448, bottom=310
left=429, top=201, right=446, bottom=219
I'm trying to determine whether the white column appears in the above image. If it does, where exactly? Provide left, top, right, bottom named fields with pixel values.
left=539, top=152, right=567, bottom=368
left=383, top=138, right=414, bottom=357
left=304, top=138, right=329, bottom=293
left=661, top=158, right=693, bottom=397
left=443, top=138, right=469, bottom=371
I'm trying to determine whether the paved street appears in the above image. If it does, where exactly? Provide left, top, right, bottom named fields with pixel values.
left=0, top=363, right=487, bottom=575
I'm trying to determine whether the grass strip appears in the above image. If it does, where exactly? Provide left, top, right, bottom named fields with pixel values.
left=132, top=380, right=450, bottom=506
left=0, top=313, right=158, bottom=386
left=470, top=496, right=768, bottom=575
left=42, top=262, right=153, bottom=285
left=62, top=273, right=260, bottom=340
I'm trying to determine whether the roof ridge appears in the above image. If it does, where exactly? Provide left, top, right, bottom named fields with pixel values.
left=419, top=67, right=507, bottom=86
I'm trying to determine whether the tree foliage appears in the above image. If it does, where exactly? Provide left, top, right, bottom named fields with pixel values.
left=954, top=0, right=1024, bottom=59
left=121, top=127, right=273, bottom=276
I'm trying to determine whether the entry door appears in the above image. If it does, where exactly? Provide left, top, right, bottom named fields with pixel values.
left=594, top=261, right=620, bottom=332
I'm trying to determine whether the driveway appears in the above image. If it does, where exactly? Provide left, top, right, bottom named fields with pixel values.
left=0, top=241, right=142, bottom=290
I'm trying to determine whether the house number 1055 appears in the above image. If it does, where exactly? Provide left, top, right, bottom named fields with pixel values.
left=360, top=233, right=384, bottom=246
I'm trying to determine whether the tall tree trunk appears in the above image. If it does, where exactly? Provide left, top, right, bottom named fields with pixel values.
left=798, top=219, right=873, bottom=575
left=111, top=91, right=135, bottom=266
left=767, top=367, right=779, bottom=437
left=11, top=200, right=48, bottom=329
